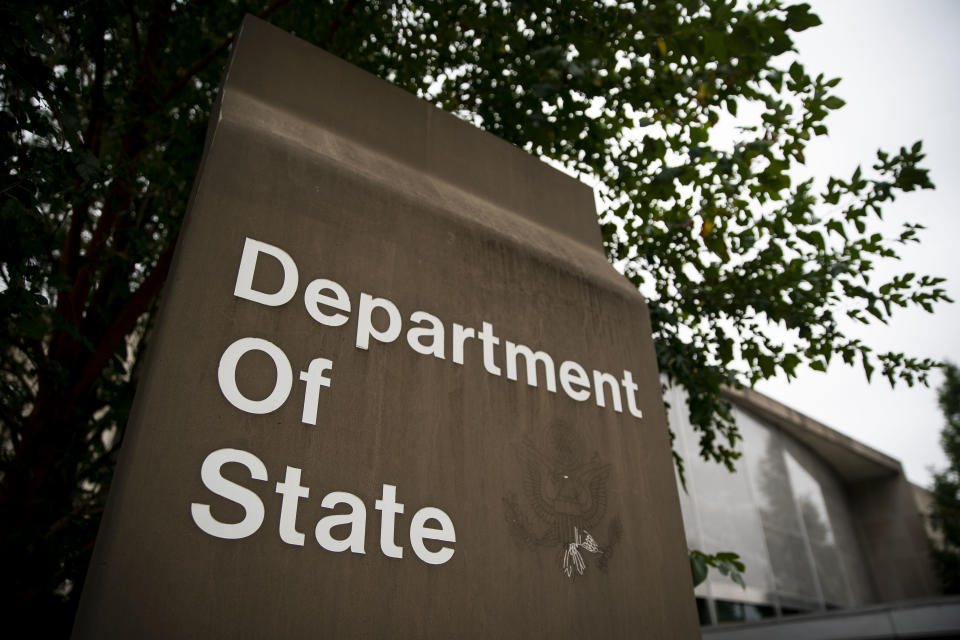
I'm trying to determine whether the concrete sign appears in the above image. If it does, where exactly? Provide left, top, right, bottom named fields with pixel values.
left=73, top=16, right=699, bottom=639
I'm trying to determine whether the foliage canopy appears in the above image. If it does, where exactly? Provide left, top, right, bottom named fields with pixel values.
left=930, top=362, right=960, bottom=593
left=0, top=0, right=950, bottom=630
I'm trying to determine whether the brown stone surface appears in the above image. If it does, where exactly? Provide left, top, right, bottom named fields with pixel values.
left=72, top=16, right=699, bottom=639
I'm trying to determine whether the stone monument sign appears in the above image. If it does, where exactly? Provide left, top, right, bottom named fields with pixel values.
left=73, top=15, right=699, bottom=639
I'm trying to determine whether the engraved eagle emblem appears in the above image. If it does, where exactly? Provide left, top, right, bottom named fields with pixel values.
left=503, top=421, right=620, bottom=578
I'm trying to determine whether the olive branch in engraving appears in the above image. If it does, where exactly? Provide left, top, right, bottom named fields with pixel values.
left=562, top=527, right=600, bottom=577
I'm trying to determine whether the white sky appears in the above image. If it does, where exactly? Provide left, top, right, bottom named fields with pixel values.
left=755, top=0, right=960, bottom=487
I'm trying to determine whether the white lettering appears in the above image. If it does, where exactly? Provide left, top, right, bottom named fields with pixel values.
left=451, top=323, right=475, bottom=365
left=505, top=341, right=556, bottom=392
left=192, top=447, right=457, bottom=566
left=299, top=358, right=333, bottom=425
left=592, top=369, right=623, bottom=412
left=375, top=484, right=405, bottom=559
left=477, top=322, right=501, bottom=376
left=191, top=448, right=268, bottom=540
left=356, top=293, right=402, bottom=350
left=275, top=466, right=310, bottom=546
left=407, top=311, right=445, bottom=359
left=304, top=278, right=351, bottom=326
left=225, top=237, right=648, bottom=425
left=559, top=360, right=591, bottom=402
left=410, top=507, right=456, bottom=565
left=234, top=237, right=298, bottom=306
left=621, top=369, right=644, bottom=419
left=218, top=337, right=292, bottom=415
left=316, top=491, right=367, bottom=554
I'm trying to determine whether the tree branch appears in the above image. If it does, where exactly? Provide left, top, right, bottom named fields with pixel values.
left=319, top=0, right=363, bottom=48
left=59, top=11, right=107, bottom=300
left=50, top=0, right=171, bottom=363
left=84, top=9, right=107, bottom=158
left=140, top=0, right=174, bottom=93
left=65, top=233, right=179, bottom=414
left=126, top=0, right=142, bottom=63
left=155, top=0, right=294, bottom=109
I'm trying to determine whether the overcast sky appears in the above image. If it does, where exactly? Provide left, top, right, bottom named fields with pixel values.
left=754, top=0, right=960, bottom=487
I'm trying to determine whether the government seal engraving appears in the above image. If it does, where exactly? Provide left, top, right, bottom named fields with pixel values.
left=503, top=420, right=621, bottom=578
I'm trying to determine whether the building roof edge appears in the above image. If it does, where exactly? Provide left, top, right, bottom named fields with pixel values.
left=722, top=387, right=902, bottom=483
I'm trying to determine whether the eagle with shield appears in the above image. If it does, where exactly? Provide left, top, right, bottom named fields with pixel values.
left=503, top=420, right=621, bottom=578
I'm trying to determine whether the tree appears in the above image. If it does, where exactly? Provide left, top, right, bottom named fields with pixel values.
left=0, top=0, right=950, bottom=631
left=930, top=362, right=960, bottom=593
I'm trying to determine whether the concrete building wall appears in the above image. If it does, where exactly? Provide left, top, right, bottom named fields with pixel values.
left=848, top=474, right=940, bottom=601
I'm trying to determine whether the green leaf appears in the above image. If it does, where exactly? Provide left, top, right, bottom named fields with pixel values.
left=789, top=61, right=804, bottom=84
left=759, top=354, right=776, bottom=378
left=704, top=30, right=726, bottom=60
left=782, top=353, right=801, bottom=376
left=785, top=4, right=823, bottom=32
left=690, top=554, right=708, bottom=587
left=824, top=96, right=846, bottom=110
left=730, top=570, right=747, bottom=589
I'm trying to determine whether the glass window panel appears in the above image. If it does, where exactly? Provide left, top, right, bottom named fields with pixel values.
left=740, top=415, right=803, bottom=534
left=811, top=542, right=848, bottom=606
left=780, top=432, right=874, bottom=606
left=743, top=602, right=777, bottom=621
left=671, top=389, right=879, bottom=612
left=784, top=448, right=869, bottom=607
left=762, top=526, right=819, bottom=601
left=684, top=419, right=774, bottom=594
left=696, top=597, right=712, bottom=626
left=714, top=599, right=744, bottom=624
left=714, top=599, right=776, bottom=624
left=785, top=452, right=836, bottom=545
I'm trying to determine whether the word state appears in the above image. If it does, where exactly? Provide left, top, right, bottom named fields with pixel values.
left=191, top=447, right=456, bottom=565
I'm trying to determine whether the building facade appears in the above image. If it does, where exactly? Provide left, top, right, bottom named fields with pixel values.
left=667, top=385, right=942, bottom=630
